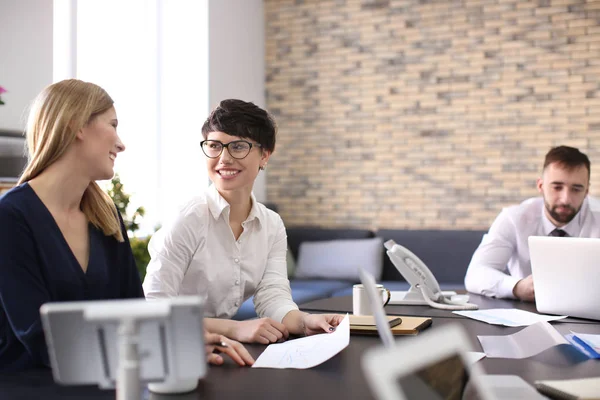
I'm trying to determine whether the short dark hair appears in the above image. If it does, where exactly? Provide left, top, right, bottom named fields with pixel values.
left=201, top=99, right=277, bottom=153
left=543, top=145, right=590, bottom=179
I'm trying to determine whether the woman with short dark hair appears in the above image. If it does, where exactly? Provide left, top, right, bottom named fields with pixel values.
left=144, top=99, right=343, bottom=345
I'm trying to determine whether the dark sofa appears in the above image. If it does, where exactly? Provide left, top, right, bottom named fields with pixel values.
left=233, top=227, right=486, bottom=320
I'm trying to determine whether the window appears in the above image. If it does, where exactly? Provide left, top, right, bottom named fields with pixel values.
left=54, top=0, right=209, bottom=235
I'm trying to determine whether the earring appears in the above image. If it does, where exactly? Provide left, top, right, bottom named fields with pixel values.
left=260, top=163, right=267, bottom=171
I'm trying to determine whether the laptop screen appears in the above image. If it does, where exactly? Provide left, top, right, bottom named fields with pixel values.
left=396, top=353, right=479, bottom=400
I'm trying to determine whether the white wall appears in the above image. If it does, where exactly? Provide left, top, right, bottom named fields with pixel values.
left=208, top=0, right=267, bottom=201
left=0, top=0, right=53, bottom=131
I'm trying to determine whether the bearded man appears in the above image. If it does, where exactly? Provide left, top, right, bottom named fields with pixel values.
left=464, top=146, right=600, bottom=301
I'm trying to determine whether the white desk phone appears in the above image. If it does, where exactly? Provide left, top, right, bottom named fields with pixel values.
left=384, top=240, right=478, bottom=311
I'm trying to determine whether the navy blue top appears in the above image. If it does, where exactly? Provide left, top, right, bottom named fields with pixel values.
left=0, top=183, right=144, bottom=371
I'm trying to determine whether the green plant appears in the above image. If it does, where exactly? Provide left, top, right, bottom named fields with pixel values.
left=107, top=174, right=145, bottom=233
left=107, top=174, right=150, bottom=280
left=130, top=236, right=151, bottom=281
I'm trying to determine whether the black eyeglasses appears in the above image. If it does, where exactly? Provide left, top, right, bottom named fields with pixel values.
left=200, top=140, right=262, bottom=160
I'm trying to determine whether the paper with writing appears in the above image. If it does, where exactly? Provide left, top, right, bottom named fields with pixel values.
left=252, top=314, right=350, bottom=369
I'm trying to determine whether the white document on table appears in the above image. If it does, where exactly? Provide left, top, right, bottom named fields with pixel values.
left=453, top=308, right=567, bottom=327
left=252, top=313, right=350, bottom=369
left=478, top=321, right=568, bottom=359
left=465, top=351, right=486, bottom=364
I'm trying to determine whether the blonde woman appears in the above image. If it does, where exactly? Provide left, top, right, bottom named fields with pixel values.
left=0, top=80, right=252, bottom=371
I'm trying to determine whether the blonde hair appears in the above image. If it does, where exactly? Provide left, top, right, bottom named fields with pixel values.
left=18, top=79, right=124, bottom=242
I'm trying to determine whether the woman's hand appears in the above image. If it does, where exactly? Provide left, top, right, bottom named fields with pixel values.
left=302, top=313, right=344, bottom=336
left=204, top=331, right=255, bottom=366
left=231, top=318, right=289, bottom=344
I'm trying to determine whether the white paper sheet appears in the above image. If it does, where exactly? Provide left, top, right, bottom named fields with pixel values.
left=465, top=351, right=486, bottom=364
left=478, top=321, right=568, bottom=359
left=252, top=314, right=350, bottom=369
left=453, top=308, right=567, bottom=327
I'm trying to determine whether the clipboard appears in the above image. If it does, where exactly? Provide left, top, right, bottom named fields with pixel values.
left=350, top=315, right=432, bottom=335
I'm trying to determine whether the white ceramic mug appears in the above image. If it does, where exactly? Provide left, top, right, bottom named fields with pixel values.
left=352, top=284, right=391, bottom=316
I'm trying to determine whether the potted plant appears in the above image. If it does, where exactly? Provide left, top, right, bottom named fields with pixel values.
left=107, top=174, right=152, bottom=280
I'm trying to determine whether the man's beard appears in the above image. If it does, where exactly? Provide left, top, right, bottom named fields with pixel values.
left=545, top=201, right=580, bottom=224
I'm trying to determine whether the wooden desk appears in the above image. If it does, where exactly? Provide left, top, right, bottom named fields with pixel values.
left=1, top=296, right=599, bottom=400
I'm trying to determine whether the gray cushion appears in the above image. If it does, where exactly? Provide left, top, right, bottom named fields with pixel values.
left=377, top=229, right=486, bottom=284
left=286, top=227, right=375, bottom=260
left=330, top=281, right=465, bottom=298
left=290, top=279, right=353, bottom=294
left=295, top=237, right=384, bottom=280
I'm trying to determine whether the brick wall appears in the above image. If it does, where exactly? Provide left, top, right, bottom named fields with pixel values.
left=265, top=0, right=600, bottom=230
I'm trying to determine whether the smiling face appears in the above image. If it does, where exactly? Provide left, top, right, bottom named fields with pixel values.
left=537, top=162, right=589, bottom=226
left=205, top=131, right=270, bottom=198
left=78, top=106, right=125, bottom=180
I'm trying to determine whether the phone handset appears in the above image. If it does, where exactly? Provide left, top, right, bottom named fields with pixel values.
left=384, top=240, right=478, bottom=311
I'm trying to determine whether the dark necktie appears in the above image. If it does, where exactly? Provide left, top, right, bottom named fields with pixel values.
left=549, top=229, right=567, bottom=237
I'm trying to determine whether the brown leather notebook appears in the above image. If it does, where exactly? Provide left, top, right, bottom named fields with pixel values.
left=349, top=315, right=432, bottom=336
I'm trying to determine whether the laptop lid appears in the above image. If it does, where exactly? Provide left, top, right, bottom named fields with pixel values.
left=529, top=236, right=600, bottom=320
left=362, top=323, right=496, bottom=400
left=362, top=323, right=545, bottom=400
left=358, top=268, right=395, bottom=348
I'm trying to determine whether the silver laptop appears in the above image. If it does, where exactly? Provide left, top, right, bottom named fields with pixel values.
left=529, top=236, right=600, bottom=320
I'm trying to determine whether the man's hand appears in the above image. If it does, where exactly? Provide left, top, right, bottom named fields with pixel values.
left=302, top=313, right=344, bottom=336
left=204, top=331, right=254, bottom=366
left=231, top=318, right=289, bottom=344
left=513, top=275, right=535, bottom=302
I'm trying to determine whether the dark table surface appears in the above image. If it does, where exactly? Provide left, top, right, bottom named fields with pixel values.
left=1, top=296, right=599, bottom=400
left=300, top=293, right=600, bottom=324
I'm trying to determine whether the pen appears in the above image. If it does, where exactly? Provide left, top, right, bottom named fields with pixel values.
left=208, top=340, right=229, bottom=348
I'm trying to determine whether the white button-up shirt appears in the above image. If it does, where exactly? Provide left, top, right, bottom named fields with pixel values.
left=143, top=185, right=298, bottom=322
left=464, top=196, right=600, bottom=299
